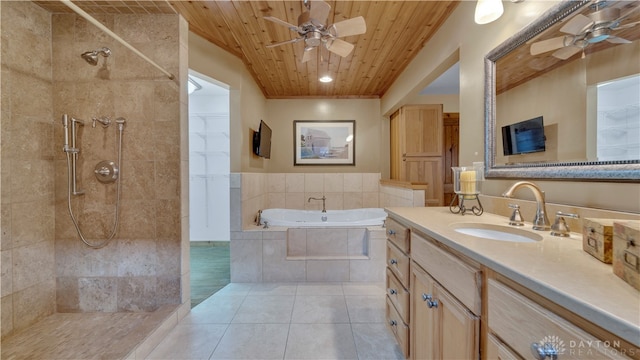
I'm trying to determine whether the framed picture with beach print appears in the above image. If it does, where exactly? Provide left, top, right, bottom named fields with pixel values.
left=294, top=120, right=355, bottom=165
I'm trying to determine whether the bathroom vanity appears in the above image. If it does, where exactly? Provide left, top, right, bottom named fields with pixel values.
left=385, top=207, right=640, bottom=360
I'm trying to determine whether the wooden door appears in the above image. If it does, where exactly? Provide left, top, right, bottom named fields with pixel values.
left=443, top=114, right=459, bottom=206
left=390, top=110, right=402, bottom=180
left=403, top=105, right=443, bottom=157
left=404, top=157, right=443, bottom=206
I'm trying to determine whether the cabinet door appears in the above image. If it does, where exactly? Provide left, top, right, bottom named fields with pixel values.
left=486, top=334, right=522, bottom=360
left=412, top=264, right=437, bottom=360
left=404, top=157, right=444, bottom=206
left=434, top=282, right=480, bottom=360
left=412, top=263, right=480, bottom=360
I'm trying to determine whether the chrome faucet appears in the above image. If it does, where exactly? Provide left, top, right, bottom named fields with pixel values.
left=308, top=196, right=326, bottom=213
left=502, top=181, right=550, bottom=231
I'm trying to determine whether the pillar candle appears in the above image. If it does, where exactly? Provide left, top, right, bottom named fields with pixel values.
left=460, top=170, right=476, bottom=194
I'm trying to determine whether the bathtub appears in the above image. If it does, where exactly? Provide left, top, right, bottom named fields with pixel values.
left=260, top=208, right=387, bottom=227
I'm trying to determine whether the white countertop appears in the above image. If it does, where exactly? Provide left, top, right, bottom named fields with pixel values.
left=385, top=207, right=640, bottom=347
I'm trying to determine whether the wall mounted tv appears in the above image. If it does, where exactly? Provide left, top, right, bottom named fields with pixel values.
left=253, top=120, right=272, bottom=159
left=502, top=116, right=546, bottom=156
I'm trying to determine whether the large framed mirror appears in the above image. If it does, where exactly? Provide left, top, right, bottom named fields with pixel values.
left=484, top=0, right=640, bottom=181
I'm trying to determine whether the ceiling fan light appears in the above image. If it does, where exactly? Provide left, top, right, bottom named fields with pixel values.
left=587, top=28, right=610, bottom=43
left=319, top=75, right=333, bottom=83
left=474, top=0, right=504, bottom=25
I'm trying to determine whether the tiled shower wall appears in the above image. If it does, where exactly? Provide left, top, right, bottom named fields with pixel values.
left=1, top=1, right=185, bottom=339
left=52, top=13, right=183, bottom=313
left=1, top=1, right=57, bottom=338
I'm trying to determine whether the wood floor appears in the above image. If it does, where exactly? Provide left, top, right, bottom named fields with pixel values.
left=190, top=241, right=231, bottom=308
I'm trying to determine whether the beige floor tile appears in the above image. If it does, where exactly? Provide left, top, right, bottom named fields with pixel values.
left=291, top=295, right=349, bottom=324
left=351, top=323, right=405, bottom=360
left=284, top=323, right=358, bottom=359
left=345, top=295, right=386, bottom=323
left=210, top=323, right=289, bottom=359
left=146, top=323, right=228, bottom=359
left=232, top=295, right=295, bottom=323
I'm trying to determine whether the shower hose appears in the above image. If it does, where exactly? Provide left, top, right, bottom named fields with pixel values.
left=65, top=123, right=124, bottom=249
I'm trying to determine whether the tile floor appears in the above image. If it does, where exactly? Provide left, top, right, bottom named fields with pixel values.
left=146, top=282, right=404, bottom=360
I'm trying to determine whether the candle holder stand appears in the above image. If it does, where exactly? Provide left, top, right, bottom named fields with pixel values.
left=449, top=194, right=484, bottom=216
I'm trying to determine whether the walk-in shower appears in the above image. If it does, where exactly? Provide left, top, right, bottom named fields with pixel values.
left=62, top=113, right=126, bottom=248
left=80, top=47, right=111, bottom=66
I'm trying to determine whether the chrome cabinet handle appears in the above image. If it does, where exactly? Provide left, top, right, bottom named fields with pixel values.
left=389, top=320, right=397, bottom=326
left=422, top=293, right=438, bottom=308
left=388, top=229, right=396, bottom=235
left=389, top=289, right=397, bottom=295
left=389, top=259, right=398, bottom=265
left=531, top=342, right=559, bottom=360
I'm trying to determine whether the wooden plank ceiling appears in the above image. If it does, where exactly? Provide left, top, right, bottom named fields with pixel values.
left=35, top=0, right=460, bottom=99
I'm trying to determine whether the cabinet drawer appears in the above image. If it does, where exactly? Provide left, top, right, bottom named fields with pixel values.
left=386, top=296, right=409, bottom=358
left=411, top=232, right=481, bottom=314
left=387, top=241, right=410, bottom=288
left=386, top=217, right=410, bottom=253
left=386, top=268, right=410, bottom=322
left=488, top=279, right=629, bottom=360
left=486, top=334, right=522, bottom=360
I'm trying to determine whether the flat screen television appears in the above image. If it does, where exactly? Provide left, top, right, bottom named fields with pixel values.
left=253, top=120, right=272, bottom=159
left=502, top=116, right=546, bottom=156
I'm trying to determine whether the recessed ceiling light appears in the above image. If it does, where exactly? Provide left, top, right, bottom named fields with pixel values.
left=319, top=75, right=333, bottom=83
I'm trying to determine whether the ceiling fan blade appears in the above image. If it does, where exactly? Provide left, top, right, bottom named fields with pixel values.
left=606, top=36, right=632, bottom=44
left=613, top=20, right=640, bottom=30
left=266, top=37, right=303, bottom=48
left=560, top=14, right=593, bottom=35
left=301, top=47, right=315, bottom=63
left=325, top=38, right=355, bottom=57
left=552, top=46, right=582, bottom=60
left=530, top=36, right=567, bottom=56
left=264, top=16, right=300, bottom=32
left=330, top=16, right=367, bottom=38
left=309, top=0, right=331, bottom=27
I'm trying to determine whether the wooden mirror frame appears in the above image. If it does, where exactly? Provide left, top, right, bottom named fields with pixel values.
left=484, top=0, right=640, bottom=182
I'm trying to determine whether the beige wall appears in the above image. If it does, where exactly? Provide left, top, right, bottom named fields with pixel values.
left=266, top=99, right=386, bottom=174
left=1, top=1, right=57, bottom=338
left=381, top=1, right=640, bottom=213
left=188, top=32, right=268, bottom=174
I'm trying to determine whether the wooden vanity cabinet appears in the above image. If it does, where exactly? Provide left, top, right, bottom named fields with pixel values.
left=410, top=231, right=481, bottom=360
left=487, top=278, right=633, bottom=360
left=385, top=217, right=411, bottom=358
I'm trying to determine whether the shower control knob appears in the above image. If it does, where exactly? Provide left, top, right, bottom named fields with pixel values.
left=94, top=160, right=119, bottom=183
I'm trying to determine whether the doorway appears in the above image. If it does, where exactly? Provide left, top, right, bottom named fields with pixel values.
left=188, top=70, right=231, bottom=307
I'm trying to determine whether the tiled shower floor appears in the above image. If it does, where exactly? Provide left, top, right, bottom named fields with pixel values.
left=0, top=305, right=177, bottom=360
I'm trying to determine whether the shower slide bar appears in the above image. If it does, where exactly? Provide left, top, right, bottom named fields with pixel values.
left=62, top=114, right=84, bottom=195
left=59, top=0, right=175, bottom=80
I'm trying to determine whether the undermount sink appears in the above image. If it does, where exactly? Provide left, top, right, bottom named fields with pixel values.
left=450, top=223, right=543, bottom=243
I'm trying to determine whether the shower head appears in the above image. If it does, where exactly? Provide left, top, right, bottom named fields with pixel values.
left=81, top=47, right=111, bottom=66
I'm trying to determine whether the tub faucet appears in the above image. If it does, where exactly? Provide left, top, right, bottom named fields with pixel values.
left=502, top=181, right=550, bottom=231
left=308, top=196, right=326, bottom=213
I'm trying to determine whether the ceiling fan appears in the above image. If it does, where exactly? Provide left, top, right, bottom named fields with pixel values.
left=530, top=1, right=640, bottom=60
left=264, top=0, right=367, bottom=63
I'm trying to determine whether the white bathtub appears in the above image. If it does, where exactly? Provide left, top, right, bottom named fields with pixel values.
left=260, top=208, right=387, bottom=227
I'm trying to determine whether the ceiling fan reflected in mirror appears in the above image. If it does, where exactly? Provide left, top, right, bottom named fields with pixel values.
left=530, top=0, right=640, bottom=60
left=264, top=0, right=366, bottom=63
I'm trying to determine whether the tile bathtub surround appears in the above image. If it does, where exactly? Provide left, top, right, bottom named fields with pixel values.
left=230, top=228, right=386, bottom=283
left=146, top=282, right=404, bottom=360
left=239, top=172, right=382, bottom=230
